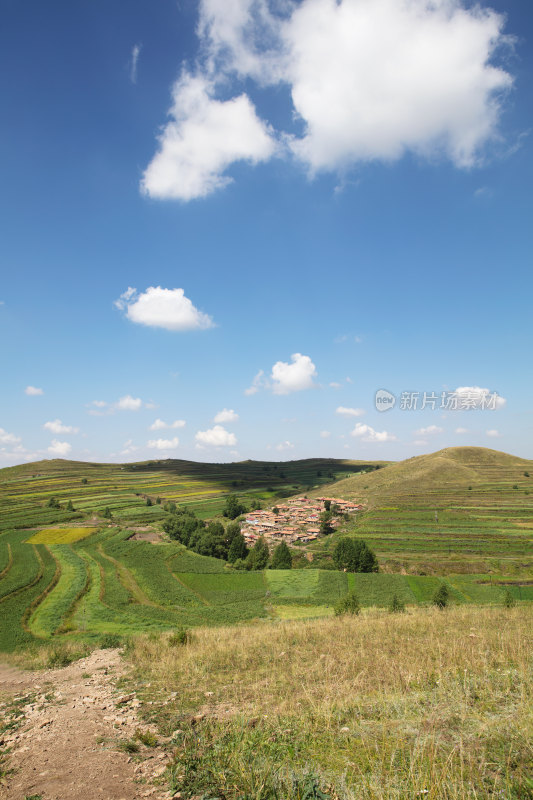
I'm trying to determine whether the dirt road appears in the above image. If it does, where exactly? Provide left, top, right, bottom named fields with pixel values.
left=0, top=649, right=173, bottom=800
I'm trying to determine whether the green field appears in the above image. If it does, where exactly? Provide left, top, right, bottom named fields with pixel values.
left=0, top=447, right=532, bottom=652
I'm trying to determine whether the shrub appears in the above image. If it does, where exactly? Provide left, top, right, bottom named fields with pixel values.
left=102, top=507, right=113, bottom=519
left=135, top=729, right=158, bottom=747
left=334, top=590, right=360, bottom=616
left=503, top=589, right=516, bottom=609
left=389, top=593, right=405, bottom=613
left=432, top=583, right=449, bottom=609
left=168, top=628, right=192, bottom=646
left=146, top=497, right=153, bottom=506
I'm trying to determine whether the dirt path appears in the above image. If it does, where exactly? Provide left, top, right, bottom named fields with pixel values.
left=0, top=650, right=173, bottom=800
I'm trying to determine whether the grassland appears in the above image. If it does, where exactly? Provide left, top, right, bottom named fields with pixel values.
left=126, top=605, right=533, bottom=799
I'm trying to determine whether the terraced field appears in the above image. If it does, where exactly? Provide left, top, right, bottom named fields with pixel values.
left=308, top=447, right=533, bottom=575
left=0, top=448, right=532, bottom=653
left=0, top=456, right=382, bottom=531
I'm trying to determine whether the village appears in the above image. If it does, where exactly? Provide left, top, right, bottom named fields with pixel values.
left=240, top=496, right=363, bottom=546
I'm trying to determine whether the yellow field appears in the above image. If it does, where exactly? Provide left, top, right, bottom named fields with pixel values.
left=26, top=527, right=98, bottom=544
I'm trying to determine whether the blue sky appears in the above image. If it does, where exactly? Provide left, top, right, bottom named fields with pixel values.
left=1, top=0, right=532, bottom=466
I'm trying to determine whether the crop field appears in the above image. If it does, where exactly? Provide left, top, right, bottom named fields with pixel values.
left=0, top=447, right=532, bottom=653
left=27, top=527, right=98, bottom=544
left=0, top=456, right=382, bottom=533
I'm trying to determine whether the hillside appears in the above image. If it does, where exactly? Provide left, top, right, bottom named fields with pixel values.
left=0, top=456, right=387, bottom=532
left=309, top=447, right=533, bottom=575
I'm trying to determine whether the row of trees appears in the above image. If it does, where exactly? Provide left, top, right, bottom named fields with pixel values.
left=162, top=506, right=293, bottom=570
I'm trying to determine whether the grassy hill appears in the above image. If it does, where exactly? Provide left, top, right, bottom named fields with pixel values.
left=0, top=448, right=532, bottom=652
left=0, top=456, right=385, bottom=531
left=308, top=447, right=533, bottom=575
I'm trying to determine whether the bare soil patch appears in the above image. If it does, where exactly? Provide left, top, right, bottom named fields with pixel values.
left=0, top=650, right=172, bottom=800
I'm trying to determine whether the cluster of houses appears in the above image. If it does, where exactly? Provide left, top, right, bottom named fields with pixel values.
left=240, top=496, right=363, bottom=546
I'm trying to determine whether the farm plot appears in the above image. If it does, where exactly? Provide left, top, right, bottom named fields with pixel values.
left=176, top=572, right=267, bottom=622
left=27, top=527, right=98, bottom=544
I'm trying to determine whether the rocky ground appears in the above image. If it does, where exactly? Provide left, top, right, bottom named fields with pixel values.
left=0, top=649, right=175, bottom=800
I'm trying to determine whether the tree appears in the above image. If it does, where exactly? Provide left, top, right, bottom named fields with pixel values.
left=66, top=499, right=74, bottom=512
left=389, top=593, right=405, bottom=613
left=271, top=541, right=292, bottom=569
left=324, top=499, right=331, bottom=511
left=246, top=536, right=269, bottom=570
left=103, top=507, right=113, bottom=519
left=228, top=533, right=249, bottom=564
left=81, top=478, right=88, bottom=485
left=432, top=583, right=449, bottom=609
left=333, top=538, right=378, bottom=573
left=319, top=510, right=334, bottom=536
left=47, top=496, right=60, bottom=509
left=250, top=498, right=261, bottom=510
left=156, top=497, right=162, bottom=505
left=334, top=590, right=360, bottom=616
left=146, top=497, right=153, bottom=507
left=223, top=494, right=247, bottom=520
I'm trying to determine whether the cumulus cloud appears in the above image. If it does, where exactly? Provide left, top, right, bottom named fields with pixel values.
left=25, top=386, right=43, bottom=396
left=486, top=429, right=501, bottom=438
left=43, top=419, right=80, bottom=435
left=336, top=406, right=365, bottom=417
left=214, top=408, right=239, bottom=423
left=121, top=439, right=139, bottom=456
left=271, top=353, right=317, bottom=394
left=351, top=422, right=397, bottom=443
left=455, top=427, right=469, bottom=434
left=453, top=386, right=506, bottom=410
left=47, top=440, right=72, bottom=457
left=147, top=437, right=180, bottom=450
left=195, top=425, right=237, bottom=447
left=141, top=72, right=276, bottom=201
left=115, top=286, right=214, bottom=331
left=415, top=425, right=443, bottom=436
left=149, top=419, right=186, bottom=431
left=320, top=430, right=331, bottom=439
left=329, top=382, right=341, bottom=389
left=116, top=395, right=143, bottom=411
left=0, top=428, right=21, bottom=445
left=143, top=0, right=514, bottom=201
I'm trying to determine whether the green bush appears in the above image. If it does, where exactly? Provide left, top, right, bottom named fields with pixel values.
left=432, top=583, right=449, bottom=609
left=168, top=628, right=192, bottom=646
left=334, top=590, right=360, bottom=616
left=389, top=593, right=405, bottom=613
left=503, top=589, right=516, bottom=609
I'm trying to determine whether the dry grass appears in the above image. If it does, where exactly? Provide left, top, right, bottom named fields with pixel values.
left=127, top=605, right=533, bottom=799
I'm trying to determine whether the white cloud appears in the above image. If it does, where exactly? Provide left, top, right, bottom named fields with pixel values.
left=115, top=286, right=214, bottom=331
left=92, top=400, right=107, bottom=408
left=141, top=72, right=276, bottom=201
left=453, top=386, right=506, bottom=410
left=276, top=440, right=295, bottom=451
left=43, top=419, right=80, bottom=435
left=455, top=427, right=469, bottom=434
left=121, top=439, right=139, bottom=456
left=351, top=422, right=397, bottom=443
left=195, top=425, right=237, bottom=447
left=329, top=382, right=341, bottom=389
left=152, top=0, right=514, bottom=201
left=336, top=406, right=365, bottom=418
left=214, top=408, right=239, bottom=424
left=47, top=440, right=72, bottom=457
left=415, top=425, right=443, bottom=436
left=244, top=369, right=266, bottom=396
left=149, top=419, right=186, bottom=431
left=486, top=429, right=501, bottom=438
left=320, top=430, right=331, bottom=439
left=25, top=386, right=43, bottom=396
left=285, top=0, right=512, bottom=172
left=116, top=395, right=143, bottom=411
left=130, top=43, right=142, bottom=83
left=0, top=428, right=21, bottom=445
left=271, top=352, right=317, bottom=395
left=147, top=437, right=180, bottom=450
